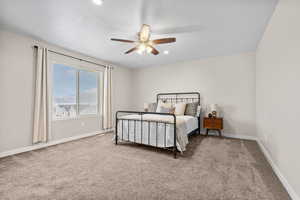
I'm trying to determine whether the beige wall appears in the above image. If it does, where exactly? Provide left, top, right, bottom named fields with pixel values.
left=132, top=53, right=256, bottom=139
left=0, top=30, right=133, bottom=153
left=256, top=0, right=300, bottom=198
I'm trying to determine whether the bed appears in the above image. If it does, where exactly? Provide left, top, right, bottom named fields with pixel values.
left=115, top=92, right=201, bottom=158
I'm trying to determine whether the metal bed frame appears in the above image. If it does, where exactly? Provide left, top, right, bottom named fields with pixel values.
left=115, top=92, right=200, bottom=158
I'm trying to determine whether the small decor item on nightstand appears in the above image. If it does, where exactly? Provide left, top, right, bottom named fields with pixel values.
left=208, top=113, right=213, bottom=118
left=212, top=111, right=217, bottom=118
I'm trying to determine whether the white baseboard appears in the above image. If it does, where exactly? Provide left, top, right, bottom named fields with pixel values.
left=223, top=133, right=257, bottom=141
left=0, top=129, right=113, bottom=158
left=258, top=141, right=300, bottom=200
left=200, top=131, right=257, bottom=141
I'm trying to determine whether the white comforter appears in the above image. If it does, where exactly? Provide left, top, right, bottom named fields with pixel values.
left=117, top=114, right=198, bottom=152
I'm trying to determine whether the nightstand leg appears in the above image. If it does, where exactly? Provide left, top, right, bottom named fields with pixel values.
left=218, top=130, right=222, bottom=137
left=206, top=129, right=209, bottom=136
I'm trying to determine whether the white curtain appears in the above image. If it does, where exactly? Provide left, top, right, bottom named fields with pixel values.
left=33, top=47, right=49, bottom=143
left=103, top=66, right=113, bottom=130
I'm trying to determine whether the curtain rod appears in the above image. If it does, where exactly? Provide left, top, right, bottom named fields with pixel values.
left=33, top=45, right=112, bottom=69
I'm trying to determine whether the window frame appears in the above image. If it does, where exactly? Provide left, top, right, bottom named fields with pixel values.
left=49, top=52, right=104, bottom=121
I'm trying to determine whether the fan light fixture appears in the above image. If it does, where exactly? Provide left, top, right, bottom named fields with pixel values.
left=137, top=43, right=153, bottom=55
left=146, top=46, right=153, bottom=53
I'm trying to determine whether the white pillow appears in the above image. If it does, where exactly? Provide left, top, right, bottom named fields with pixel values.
left=174, top=103, right=186, bottom=116
left=156, top=101, right=173, bottom=113
left=196, top=105, right=202, bottom=116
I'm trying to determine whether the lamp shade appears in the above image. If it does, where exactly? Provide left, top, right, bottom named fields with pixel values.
left=144, top=103, right=150, bottom=109
left=210, top=104, right=218, bottom=112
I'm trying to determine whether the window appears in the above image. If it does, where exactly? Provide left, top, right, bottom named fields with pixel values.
left=52, top=64, right=77, bottom=119
left=52, top=64, right=100, bottom=120
left=79, top=70, right=98, bottom=115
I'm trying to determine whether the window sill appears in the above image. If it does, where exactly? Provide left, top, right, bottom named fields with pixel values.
left=52, top=114, right=101, bottom=122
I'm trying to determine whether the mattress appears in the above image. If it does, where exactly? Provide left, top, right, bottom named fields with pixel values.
left=117, top=114, right=198, bottom=152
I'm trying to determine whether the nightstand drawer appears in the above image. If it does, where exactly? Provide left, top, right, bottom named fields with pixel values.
left=203, top=118, right=223, bottom=129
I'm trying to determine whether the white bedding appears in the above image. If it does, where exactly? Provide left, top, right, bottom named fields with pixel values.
left=117, top=114, right=198, bottom=152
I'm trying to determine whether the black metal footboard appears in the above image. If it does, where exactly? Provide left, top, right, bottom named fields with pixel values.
left=115, top=111, right=178, bottom=158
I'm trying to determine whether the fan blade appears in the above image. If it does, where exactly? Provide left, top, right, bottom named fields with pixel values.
left=125, top=47, right=138, bottom=54
left=111, top=38, right=135, bottom=43
left=151, top=38, right=176, bottom=45
left=148, top=45, right=159, bottom=55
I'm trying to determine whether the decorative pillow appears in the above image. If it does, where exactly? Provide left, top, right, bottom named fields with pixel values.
left=159, top=106, right=175, bottom=114
left=185, top=102, right=199, bottom=116
left=156, top=101, right=173, bottom=113
left=148, top=103, right=157, bottom=112
left=174, top=102, right=186, bottom=116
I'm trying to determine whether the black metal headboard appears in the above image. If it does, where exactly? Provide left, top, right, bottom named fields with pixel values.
left=156, top=92, right=200, bottom=105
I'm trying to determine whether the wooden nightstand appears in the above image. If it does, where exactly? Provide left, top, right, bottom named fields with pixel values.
left=203, top=117, right=223, bottom=137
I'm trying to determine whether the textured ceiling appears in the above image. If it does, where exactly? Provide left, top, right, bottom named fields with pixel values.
left=0, top=0, right=278, bottom=67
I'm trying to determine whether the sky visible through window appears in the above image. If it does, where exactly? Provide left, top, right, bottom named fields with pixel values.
left=79, top=70, right=98, bottom=114
left=52, top=64, right=98, bottom=119
left=53, top=64, right=76, bottom=104
left=79, top=70, right=98, bottom=104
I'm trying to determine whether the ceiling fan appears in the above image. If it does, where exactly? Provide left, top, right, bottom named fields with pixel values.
left=111, top=24, right=176, bottom=55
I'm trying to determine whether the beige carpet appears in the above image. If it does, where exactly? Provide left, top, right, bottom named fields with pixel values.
left=0, top=133, right=290, bottom=200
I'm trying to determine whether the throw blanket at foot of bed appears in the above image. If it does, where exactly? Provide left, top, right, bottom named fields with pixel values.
left=116, top=114, right=193, bottom=152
